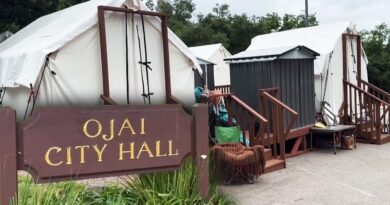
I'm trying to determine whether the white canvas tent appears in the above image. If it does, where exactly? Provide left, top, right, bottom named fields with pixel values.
left=236, top=22, right=368, bottom=112
left=190, top=43, right=232, bottom=86
left=0, top=0, right=201, bottom=121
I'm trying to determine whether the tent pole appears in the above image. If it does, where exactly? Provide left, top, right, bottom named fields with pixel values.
left=161, top=15, right=172, bottom=103
left=357, top=35, right=362, bottom=87
left=136, top=26, right=147, bottom=105
left=125, top=12, right=130, bottom=105
left=98, top=7, right=110, bottom=101
left=342, top=34, right=348, bottom=124
left=141, top=14, right=153, bottom=104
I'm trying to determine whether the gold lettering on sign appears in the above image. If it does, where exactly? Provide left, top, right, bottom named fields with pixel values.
left=155, top=140, right=167, bottom=157
left=119, top=143, right=135, bottom=160
left=137, top=142, right=154, bottom=158
left=140, top=118, right=145, bottom=135
left=45, top=147, right=63, bottom=166
left=102, top=119, right=115, bottom=141
left=75, top=145, right=90, bottom=164
left=168, top=140, right=179, bottom=156
left=66, top=146, right=72, bottom=165
left=93, top=144, right=107, bottom=162
left=83, top=119, right=102, bottom=138
left=118, top=118, right=136, bottom=136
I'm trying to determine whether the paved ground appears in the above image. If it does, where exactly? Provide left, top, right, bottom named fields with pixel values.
left=220, top=143, right=390, bottom=205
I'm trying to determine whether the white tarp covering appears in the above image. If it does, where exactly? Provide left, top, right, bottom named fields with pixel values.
left=0, top=0, right=201, bottom=121
left=190, top=43, right=232, bottom=86
left=234, top=22, right=369, bottom=112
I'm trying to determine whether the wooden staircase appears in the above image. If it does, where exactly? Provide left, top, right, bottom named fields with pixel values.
left=264, top=148, right=285, bottom=173
left=343, top=80, right=390, bottom=144
left=209, top=92, right=286, bottom=174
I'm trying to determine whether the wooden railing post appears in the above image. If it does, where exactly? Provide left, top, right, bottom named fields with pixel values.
left=192, top=104, right=209, bottom=200
left=0, top=108, right=18, bottom=205
left=278, top=107, right=286, bottom=161
left=376, top=102, right=381, bottom=144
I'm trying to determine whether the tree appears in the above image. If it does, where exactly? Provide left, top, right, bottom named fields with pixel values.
left=0, top=0, right=88, bottom=33
left=2, top=0, right=320, bottom=56
left=280, top=13, right=318, bottom=31
left=361, top=23, right=390, bottom=91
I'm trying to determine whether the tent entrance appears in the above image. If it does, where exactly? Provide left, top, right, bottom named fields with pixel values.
left=97, top=6, right=174, bottom=105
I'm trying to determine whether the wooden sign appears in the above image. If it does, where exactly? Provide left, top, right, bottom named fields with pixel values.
left=0, top=104, right=208, bottom=205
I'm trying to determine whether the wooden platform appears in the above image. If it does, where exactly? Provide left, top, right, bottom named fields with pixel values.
left=357, top=134, right=390, bottom=145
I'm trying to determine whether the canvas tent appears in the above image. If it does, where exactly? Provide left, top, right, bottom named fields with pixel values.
left=240, top=22, right=368, bottom=113
left=190, top=43, right=232, bottom=86
left=0, top=0, right=201, bottom=121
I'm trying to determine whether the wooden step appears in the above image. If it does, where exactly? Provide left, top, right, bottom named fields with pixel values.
left=357, top=134, right=390, bottom=145
left=264, top=159, right=285, bottom=173
left=377, top=134, right=390, bottom=145
left=264, top=148, right=273, bottom=161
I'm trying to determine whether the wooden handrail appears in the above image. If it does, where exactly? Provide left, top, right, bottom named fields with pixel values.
left=360, top=80, right=390, bottom=101
left=229, top=95, right=268, bottom=123
left=261, top=91, right=299, bottom=116
left=259, top=88, right=298, bottom=161
left=260, top=87, right=279, bottom=93
left=344, top=80, right=390, bottom=106
left=209, top=93, right=232, bottom=98
left=207, top=93, right=269, bottom=148
left=344, top=80, right=390, bottom=144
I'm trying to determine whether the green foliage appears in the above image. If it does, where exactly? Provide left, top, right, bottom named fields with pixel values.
left=0, top=0, right=88, bottom=33
left=13, top=159, right=233, bottom=205
left=2, top=0, right=318, bottom=55
left=361, top=23, right=390, bottom=91
left=122, top=159, right=234, bottom=205
left=150, top=2, right=319, bottom=54
left=13, top=176, right=94, bottom=205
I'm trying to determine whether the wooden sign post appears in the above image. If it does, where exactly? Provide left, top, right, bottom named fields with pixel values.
left=0, top=104, right=208, bottom=205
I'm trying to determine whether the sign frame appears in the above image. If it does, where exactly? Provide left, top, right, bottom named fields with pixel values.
left=0, top=104, right=208, bottom=204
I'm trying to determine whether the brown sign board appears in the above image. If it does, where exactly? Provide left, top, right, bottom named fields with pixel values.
left=0, top=104, right=209, bottom=205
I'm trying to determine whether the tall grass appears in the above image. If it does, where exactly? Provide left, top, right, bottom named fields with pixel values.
left=122, top=159, right=235, bottom=205
left=13, top=176, right=93, bottom=205
left=12, top=159, right=234, bottom=205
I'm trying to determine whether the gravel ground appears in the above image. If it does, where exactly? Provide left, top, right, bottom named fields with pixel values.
left=220, top=143, right=390, bottom=205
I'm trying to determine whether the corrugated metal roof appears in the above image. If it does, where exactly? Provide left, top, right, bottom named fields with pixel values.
left=225, top=45, right=319, bottom=62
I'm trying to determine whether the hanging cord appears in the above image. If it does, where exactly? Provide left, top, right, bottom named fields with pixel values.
left=23, top=56, right=50, bottom=120
left=350, top=36, right=356, bottom=73
left=136, top=25, right=147, bottom=104
left=30, top=56, right=49, bottom=116
left=0, top=86, right=6, bottom=107
left=30, top=57, right=49, bottom=115
left=321, top=51, right=334, bottom=104
left=140, top=14, right=153, bottom=105
left=125, top=12, right=130, bottom=105
left=23, top=83, right=35, bottom=120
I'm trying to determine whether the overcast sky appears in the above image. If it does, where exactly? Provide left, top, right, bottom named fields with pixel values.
left=192, top=0, right=390, bottom=31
